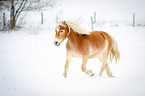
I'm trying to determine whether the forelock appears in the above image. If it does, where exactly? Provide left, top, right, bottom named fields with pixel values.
left=56, top=21, right=67, bottom=28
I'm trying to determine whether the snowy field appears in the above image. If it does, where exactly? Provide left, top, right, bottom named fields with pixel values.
left=1, top=0, right=145, bottom=96
left=0, top=26, right=145, bottom=96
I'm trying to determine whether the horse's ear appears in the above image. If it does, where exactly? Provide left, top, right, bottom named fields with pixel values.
left=63, top=21, right=66, bottom=24
left=56, top=21, right=58, bottom=24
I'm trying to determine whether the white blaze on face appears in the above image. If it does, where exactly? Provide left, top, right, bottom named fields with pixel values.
left=55, top=27, right=61, bottom=46
left=56, top=27, right=60, bottom=33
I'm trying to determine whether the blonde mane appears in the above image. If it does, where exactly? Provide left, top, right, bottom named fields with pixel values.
left=56, top=20, right=90, bottom=35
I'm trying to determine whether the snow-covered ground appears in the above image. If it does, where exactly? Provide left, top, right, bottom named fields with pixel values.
left=1, top=0, right=145, bottom=95
left=0, top=26, right=145, bottom=96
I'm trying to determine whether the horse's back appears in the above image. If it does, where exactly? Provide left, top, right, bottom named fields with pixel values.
left=88, top=31, right=111, bottom=46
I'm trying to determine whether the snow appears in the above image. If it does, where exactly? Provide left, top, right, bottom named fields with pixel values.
left=1, top=0, right=145, bottom=96
left=0, top=26, right=145, bottom=96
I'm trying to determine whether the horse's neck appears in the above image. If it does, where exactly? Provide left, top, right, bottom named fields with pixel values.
left=67, top=29, right=82, bottom=45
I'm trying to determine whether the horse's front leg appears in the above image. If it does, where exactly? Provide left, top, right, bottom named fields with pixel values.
left=63, top=51, right=72, bottom=78
left=81, top=56, right=94, bottom=76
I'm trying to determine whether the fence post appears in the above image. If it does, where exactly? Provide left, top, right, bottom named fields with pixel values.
left=91, top=17, right=94, bottom=31
left=133, top=13, right=135, bottom=27
left=41, top=12, right=43, bottom=24
left=94, top=11, right=96, bottom=23
left=56, top=15, right=58, bottom=22
left=3, top=12, right=5, bottom=30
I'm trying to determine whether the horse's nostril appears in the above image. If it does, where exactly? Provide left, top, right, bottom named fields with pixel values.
left=55, top=41, right=58, bottom=45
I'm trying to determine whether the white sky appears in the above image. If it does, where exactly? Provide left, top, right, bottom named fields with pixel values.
left=62, top=0, right=145, bottom=14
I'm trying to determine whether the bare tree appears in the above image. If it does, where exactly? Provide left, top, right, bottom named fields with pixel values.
left=10, top=0, right=28, bottom=29
left=0, top=0, right=58, bottom=30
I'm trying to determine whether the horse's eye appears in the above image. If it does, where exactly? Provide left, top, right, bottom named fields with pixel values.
left=60, top=30, right=64, bottom=33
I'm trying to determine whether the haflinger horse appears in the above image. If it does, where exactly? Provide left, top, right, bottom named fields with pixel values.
left=54, top=20, right=120, bottom=78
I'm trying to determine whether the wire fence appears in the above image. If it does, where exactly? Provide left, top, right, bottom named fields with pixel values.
left=1, top=11, right=145, bottom=31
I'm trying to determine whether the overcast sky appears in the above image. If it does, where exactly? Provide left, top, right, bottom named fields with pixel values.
left=62, top=0, right=145, bottom=14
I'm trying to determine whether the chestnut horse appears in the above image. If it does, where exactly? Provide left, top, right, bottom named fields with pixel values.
left=54, top=20, right=120, bottom=78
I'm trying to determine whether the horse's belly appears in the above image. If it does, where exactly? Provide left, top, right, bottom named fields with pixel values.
left=89, top=52, right=98, bottom=58
left=70, top=49, right=103, bottom=58
left=88, top=47, right=105, bottom=58
left=71, top=51, right=82, bottom=58
left=88, top=50, right=101, bottom=58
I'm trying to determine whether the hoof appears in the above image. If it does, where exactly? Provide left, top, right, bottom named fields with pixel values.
left=111, top=76, right=114, bottom=78
left=99, top=73, right=102, bottom=76
left=91, top=73, right=94, bottom=77
left=64, top=75, right=67, bottom=78
left=108, top=75, right=114, bottom=78
left=63, top=73, right=67, bottom=78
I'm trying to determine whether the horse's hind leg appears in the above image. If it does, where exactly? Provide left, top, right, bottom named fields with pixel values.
left=98, top=55, right=106, bottom=76
left=105, top=64, right=113, bottom=77
left=81, top=56, right=94, bottom=76
left=98, top=52, right=113, bottom=77
left=99, top=63, right=113, bottom=77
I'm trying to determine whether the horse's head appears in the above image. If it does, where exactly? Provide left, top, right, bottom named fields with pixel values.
left=54, top=21, right=70, bottom=46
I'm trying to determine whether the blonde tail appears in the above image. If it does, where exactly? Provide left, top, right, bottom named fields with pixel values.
left=110, top=37, right=120, bottom=63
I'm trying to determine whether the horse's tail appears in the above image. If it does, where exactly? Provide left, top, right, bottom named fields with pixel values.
left=110, top=37, right=120, bottom=63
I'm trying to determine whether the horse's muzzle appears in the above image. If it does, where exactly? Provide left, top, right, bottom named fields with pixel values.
left=54, top=41, right=60, bottom=46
